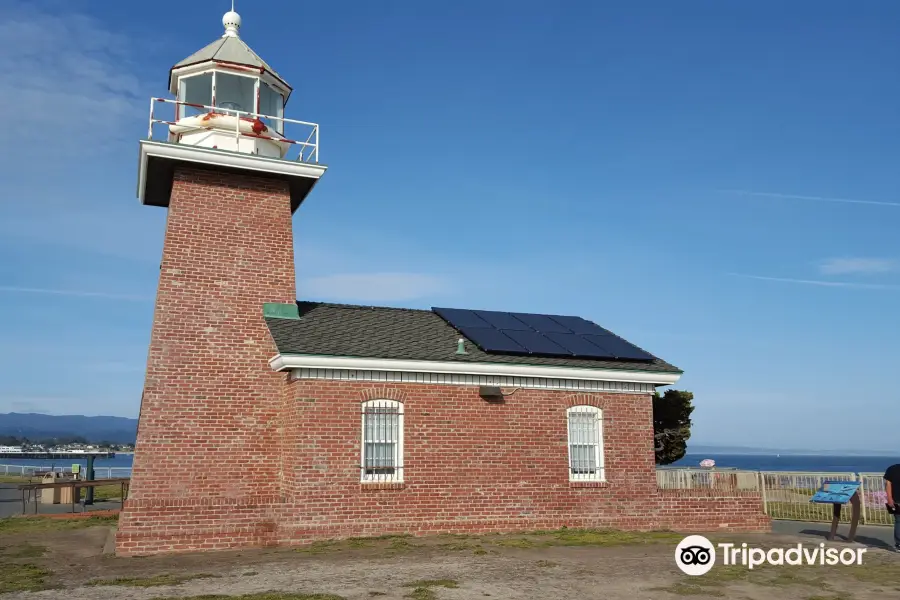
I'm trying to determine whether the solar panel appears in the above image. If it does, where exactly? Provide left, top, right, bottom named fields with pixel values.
left=473, top=310, right=531, bottom=331
left=544, top=332, right=616, bottom=359
left=432, top=306, right=655, bottom=362
left=433, top=307, right=491, bottom=329
left=582, top=334, right=655, bottom=361
left=546, top=315, right=610, bottom=336
left=502, top=329, right=571, bottom=356
left=458, top=326, right=527, bottom=354
left=510, top=312, right=573, bottom=333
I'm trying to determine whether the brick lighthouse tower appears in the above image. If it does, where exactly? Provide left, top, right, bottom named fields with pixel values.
left=117, top=7, right=326, bottom=556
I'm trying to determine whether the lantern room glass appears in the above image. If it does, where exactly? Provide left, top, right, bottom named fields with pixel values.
left=215, top=72, right=256, bottom=115
left=259, top=82, right=285, bottom=134
left=178, top=73, right=212, bottom=118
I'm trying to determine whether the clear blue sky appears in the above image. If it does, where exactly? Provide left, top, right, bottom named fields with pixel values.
left=1, top=0, right=898, bottom=452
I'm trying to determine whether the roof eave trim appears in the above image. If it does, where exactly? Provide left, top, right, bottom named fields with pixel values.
left=268, top=354, right=683, bottom=386
left=137, top=140, right=327, bottom=203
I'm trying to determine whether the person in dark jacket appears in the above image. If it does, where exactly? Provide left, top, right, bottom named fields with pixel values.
left=883, top=464, right=900, bottom=550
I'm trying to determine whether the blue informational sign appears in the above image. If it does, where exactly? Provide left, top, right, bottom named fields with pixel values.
left=810, top=480, right=861, bottom=504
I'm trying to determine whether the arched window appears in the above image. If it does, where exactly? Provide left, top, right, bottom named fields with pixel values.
left=360, top=399, right=404, bottom=482
left=566, top=405, right=604, bottom=482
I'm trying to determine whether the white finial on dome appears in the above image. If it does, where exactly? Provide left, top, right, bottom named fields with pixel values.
left=223, top=1, right=241, bottom=37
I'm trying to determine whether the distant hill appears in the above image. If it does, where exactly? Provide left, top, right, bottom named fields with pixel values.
left=0, top=413, right=138, bottom=444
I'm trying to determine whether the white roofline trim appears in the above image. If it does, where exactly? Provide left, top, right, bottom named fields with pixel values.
left=269, top=354, right=683, bottom=386
left=137, top=140, right=327, bottom=203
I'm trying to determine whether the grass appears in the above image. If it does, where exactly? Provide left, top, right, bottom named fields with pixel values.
left=847, top=562, right=900, bottom=586
left=149, top=595, right=346, bottom=600
left=293, top=527, right=682, bottom=558
left=0, top=474, right=124, bottom=501
left=0, top=564, right=54, bottom=593
left=296, top=540, right=344, bottom=554
left=1, top=542, right=46, bottom=558
left=488, top=527, right=682, bottom=549
left=90, top=483, right=125, bottom=501
left=0, top=514, right=118, bottom=534
left=0, top=475, right=39, bottom=483
left=403, top=579, right=459, bottom=600
left=653, top=563, right=832, bottom=597
left=87, top=574, right=219, bottom=587
left=662, top=581, right=725, bottom=596
left=296, top=534, right=417, bottom=555
left=764, top=502, right=857, bottom=523
left=656, top=558, right=900, bottom=598
left=764, top=500, right=893, bottom=526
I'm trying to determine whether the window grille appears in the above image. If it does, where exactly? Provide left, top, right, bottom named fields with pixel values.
left=360, top=400, right=404, bottom=482
left=567, top=405, right=604, bottom=482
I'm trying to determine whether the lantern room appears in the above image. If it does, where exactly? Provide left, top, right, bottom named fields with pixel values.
left=163, top=9, right=293, bottom=159
left=137, top=8, right=326, bottom=213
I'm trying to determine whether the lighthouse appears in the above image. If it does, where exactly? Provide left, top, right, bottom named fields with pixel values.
left=112, top=3, right=754, bottom=562
left=137, top=8, right=325, bottom=211
left=118, top=8, right=326, bottom=555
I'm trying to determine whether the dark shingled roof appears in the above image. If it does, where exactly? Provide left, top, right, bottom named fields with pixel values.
left=265, top=302, right=682, bottom=374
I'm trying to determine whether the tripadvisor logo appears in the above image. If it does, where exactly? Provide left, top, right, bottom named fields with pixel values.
left=675, top=535, right=867, bottom=576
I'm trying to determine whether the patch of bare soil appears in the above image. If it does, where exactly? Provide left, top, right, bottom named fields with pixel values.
left=0, top=525, right=897, bottom=600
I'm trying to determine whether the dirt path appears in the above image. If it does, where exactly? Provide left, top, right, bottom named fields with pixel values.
left=2, top=521, right=899, bottom=600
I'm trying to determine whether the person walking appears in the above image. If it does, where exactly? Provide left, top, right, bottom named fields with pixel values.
left=883, top=463, right=900, bottom=550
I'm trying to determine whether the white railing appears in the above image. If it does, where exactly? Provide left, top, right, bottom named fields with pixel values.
left=658, top=468, right=893, bottom=527
left=657, top=467, right=761, bottom=491
left=147, top=97, right=319, bottom=164
left=0, top=464, right=131, bottom=479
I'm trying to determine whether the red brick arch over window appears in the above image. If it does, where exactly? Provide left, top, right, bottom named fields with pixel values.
left=562, top=393, right=614, bottom=410
left=358, top=386, right=409, bottom=404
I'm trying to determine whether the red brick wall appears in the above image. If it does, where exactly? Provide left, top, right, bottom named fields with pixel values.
left=116, top=166, right=295, bottom=555
left=117, top=373, right=769, bottom=555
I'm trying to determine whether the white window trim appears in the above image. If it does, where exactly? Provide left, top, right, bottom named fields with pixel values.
left=566, top=405, right=605, bottom=482
left=175, top=68, right=277, bottom=121
left=170, top=63, right=291, bottom=99
left=211, top=70, right=260, bottom=114
left=360, top=399, right=404, bottom=483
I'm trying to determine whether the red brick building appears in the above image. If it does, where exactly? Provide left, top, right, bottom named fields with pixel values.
left=116, top=11, right=769, bottom=557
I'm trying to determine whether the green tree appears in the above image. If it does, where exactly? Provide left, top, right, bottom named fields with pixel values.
left=653, top=389, right=694, bottom=465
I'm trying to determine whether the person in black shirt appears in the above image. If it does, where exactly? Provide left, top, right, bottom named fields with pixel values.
left=883, top=464, right=900, bottom=550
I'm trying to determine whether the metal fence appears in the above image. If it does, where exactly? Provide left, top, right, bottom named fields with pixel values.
left=148, top=98, right=320, bottom=164
left=657, top=468, right=892, bottom=526
left=0, top=464, right=131, bottom=479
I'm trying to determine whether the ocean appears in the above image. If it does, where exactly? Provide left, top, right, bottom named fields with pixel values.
left=1, top=452, right=897, bottom=476
left=0, top=454, right=134, bottom=477
left=671, top=453, right=897, bottom=474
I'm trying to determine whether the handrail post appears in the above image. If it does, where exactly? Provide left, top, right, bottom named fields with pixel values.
left=315, top=124, right=319, bottom=163
left=857, top=472, right=868, bottom=525
left=148, top=98, right=155, bottom=139
left=759, top=471, right=767, bottom=515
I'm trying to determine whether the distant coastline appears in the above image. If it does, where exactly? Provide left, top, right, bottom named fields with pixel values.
left=687, top=445, right=896, bottom=457
left=673, top=452, right=895, bottom=473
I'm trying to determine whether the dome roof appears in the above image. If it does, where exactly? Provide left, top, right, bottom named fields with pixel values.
left=168, top=12, right=290, bottom=95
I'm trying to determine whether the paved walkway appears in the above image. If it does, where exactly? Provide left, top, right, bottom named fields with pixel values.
left=772, top=518, right=894, bottom=548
